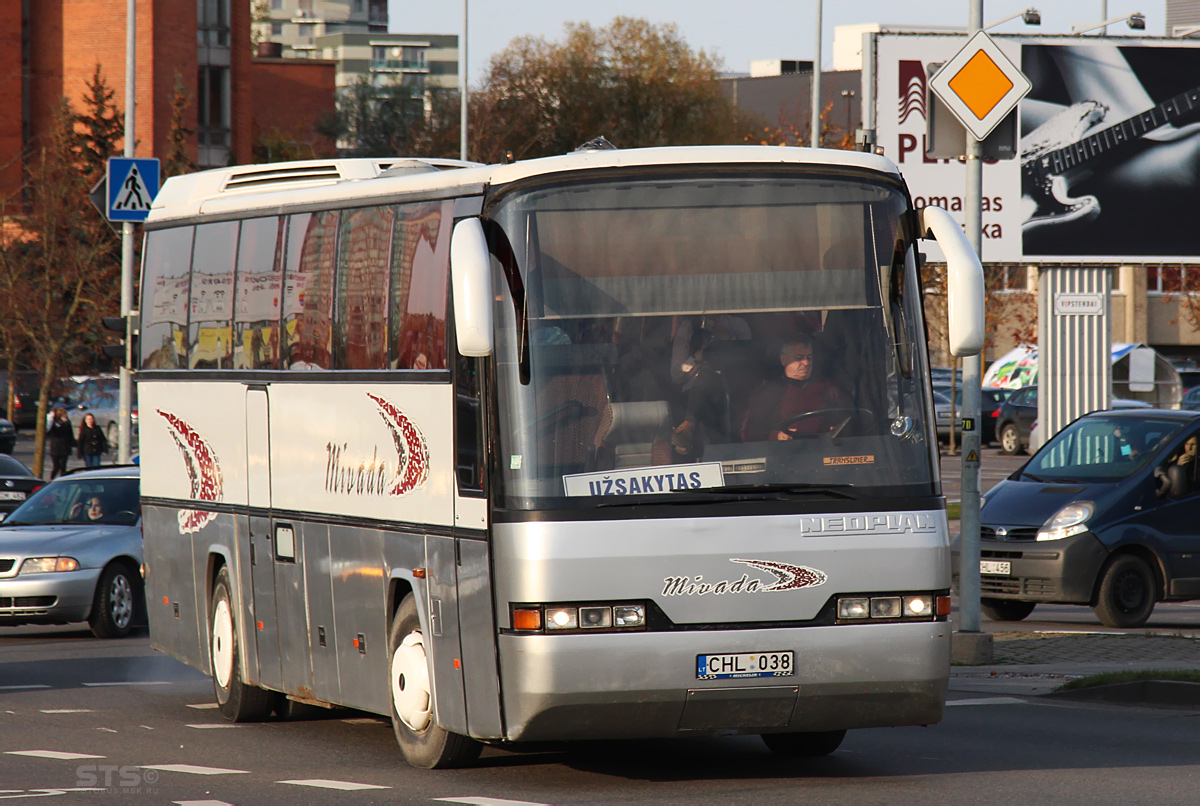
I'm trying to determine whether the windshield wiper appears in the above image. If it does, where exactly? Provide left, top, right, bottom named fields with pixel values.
left=1021, top=471, right=1047, bottom=482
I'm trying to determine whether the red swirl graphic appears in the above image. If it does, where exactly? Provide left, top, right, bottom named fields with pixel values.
left=367, top=393, right=429, bottom=495
left=731, top=559, right=828, bottom=591
left=158, top=410, right=223, bottom=533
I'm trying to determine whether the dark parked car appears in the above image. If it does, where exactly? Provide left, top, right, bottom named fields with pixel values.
left=977, top=409, right=1200, bottom=628
left=0, top=417, right=15, bottom=454
left=934, top=386, right=1011, bottom=445
left=1183, top=386, right=1200, bottom=411
left=0, top=372, right=73, bottom=430
left=0, top=466, right=142, bottom=637
left=996, top=385, right=1038, bottom=455
left=0, top=455, right=43, bottom=514
left=997, top=387, right=1152, bottom=455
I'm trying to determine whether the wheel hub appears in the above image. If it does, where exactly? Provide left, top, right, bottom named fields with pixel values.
left=391, top=631, right=431, bottom=731
left=211, top=598, right=234, bottom=689
left=110, top=574, right=132, bottom=629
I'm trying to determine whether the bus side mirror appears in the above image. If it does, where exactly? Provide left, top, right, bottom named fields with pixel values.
left=917, top=206, right=984, bottom=357
left=450, top=218, right=494, bottom=357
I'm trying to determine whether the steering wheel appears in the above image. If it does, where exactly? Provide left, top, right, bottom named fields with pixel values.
left=777, top=407, right=874, bottom=439
left=112, top=510, right=138, bottom=524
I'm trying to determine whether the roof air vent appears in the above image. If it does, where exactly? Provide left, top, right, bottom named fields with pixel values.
left=574, top=136, right=618, bottom=152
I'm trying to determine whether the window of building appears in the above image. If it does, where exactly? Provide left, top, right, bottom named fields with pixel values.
left=272, top=22, right=283, bottom=36
left=401, top=46, right=426, bottom=67
left=197, top=0, right=230, bottom=47
left=283, top=211, right=339, bottom=369
left=389, top=201, right=451, bottom=370
left=372, top=45, right=389, bottom=64
left=335, top=206, right=395, bottom=369
left=1148, top=265, right=1187, bottom=294
left=234, top=217, right=285, bottom=370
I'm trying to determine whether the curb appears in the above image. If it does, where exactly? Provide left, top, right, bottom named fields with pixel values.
left=1044, top=680, right=1200, bottom=709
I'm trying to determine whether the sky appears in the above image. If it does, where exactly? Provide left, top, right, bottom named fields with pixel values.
left=388, top=1, right=1168, bottom=84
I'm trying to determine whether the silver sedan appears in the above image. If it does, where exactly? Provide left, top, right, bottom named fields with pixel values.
left=0, top=466, right=142, bottom=638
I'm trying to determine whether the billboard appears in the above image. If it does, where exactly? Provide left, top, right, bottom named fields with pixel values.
left=876, top=35, right=1200, bottom=264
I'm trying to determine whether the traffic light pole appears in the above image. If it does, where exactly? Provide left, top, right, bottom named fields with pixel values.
left=117, top=0, right=135, bottom=465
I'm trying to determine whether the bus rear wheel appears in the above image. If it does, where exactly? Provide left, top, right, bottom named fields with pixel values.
left=389, top=593, right=481, bottom=769
left=761, top=729, right=847, bottom=757
left=210, top=566, right=274, bottom=722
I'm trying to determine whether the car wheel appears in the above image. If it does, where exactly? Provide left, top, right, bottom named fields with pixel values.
left=210, top=566, right=275, bottom=721
left=761, top=730, right=847, bottom=758
left=389, top=593, right=481, bottom=769
left=88, top=562, right=140, bottom=639
left=980, top=598, right=1036, bottom=622
left=998, top=424, right=1022, bottom=455
left=1093, top=555, right=1157, bottom=628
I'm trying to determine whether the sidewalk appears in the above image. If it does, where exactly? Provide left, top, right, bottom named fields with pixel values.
left=950, top=631, right=1200, bottom=699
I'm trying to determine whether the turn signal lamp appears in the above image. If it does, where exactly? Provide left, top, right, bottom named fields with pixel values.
left=511, top=608, right=542, bottom=631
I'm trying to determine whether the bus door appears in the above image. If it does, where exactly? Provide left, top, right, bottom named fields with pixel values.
left=245, top=386, right=283, bottom=691
left=450, top=355, right=504, bottom=739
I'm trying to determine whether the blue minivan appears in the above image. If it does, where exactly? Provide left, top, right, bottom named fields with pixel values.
left=977, top=408, right=1200, bottom=628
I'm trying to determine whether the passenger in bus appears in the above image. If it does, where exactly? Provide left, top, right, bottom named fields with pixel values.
left=740, top=335, right=849, bottom=442
left=669, top=314, right=751, bottom=455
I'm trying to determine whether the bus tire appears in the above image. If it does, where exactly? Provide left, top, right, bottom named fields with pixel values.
left=389, top=593, right=482, bottom=769
left=209, top=566, right=274, bottom=722
left=761, top=729, right=847, bottom=758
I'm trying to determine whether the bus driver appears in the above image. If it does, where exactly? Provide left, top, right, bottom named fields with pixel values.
left=740, top=335, right=849, bottom=442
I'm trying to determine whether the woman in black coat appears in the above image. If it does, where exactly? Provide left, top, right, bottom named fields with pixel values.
left=77, top=413, right=108, bottom=469
left=47, top=407, right=76, bottom=479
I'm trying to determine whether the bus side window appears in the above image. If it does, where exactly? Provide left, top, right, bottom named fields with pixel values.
left=455, top=354, right=485, bottom=493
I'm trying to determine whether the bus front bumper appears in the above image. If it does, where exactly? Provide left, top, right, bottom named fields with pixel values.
left=496, top=621, right=949, bottom=742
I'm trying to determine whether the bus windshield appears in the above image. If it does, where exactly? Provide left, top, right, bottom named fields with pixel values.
left=486, top=169, right=937, bottom=509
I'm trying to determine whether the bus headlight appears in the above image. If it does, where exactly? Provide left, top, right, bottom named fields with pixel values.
left=837, top=592, right=945, bottom=623
left=1037, top=502, right=1094, bottom=541
left=511, top=602, right=646, bottom=633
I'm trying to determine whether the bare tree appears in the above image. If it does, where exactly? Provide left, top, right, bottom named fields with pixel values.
left=0, top=102, right=121, bottom=475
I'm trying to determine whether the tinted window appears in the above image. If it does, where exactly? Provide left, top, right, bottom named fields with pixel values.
left=188, top=221, right=238, bottom=369
left=141, top=227, right=194, bottom=369
left=336, top=206, right=395, bottom=369
left=283, top=211, right=338, bottom=370
left=389, top=201, right=450, bottom=370
left=233, top=217, right=284, bottom=370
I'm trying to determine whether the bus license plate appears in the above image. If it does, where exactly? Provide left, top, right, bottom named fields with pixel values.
left=0, top=492, right=24, bottom=501
left=980, top=560, right=1011, bottom=575
left=697, top=651, right=794, bottom=680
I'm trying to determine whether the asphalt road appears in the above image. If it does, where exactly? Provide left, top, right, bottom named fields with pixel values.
left=3, top=625, right=1200, bottom=804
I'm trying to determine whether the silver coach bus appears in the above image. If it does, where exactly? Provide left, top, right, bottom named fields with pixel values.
left=138, top=146, right=984, bottom=768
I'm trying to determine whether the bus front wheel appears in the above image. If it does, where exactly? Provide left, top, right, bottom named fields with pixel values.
left=209, top=566, right=274, bottom=722
left=761, top=729, right=847, bottom=758
left=389, top=593, right=482, bottom=769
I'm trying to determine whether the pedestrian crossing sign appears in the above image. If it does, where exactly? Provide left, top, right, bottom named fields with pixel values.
left=106, top=157, right=160, bottom=222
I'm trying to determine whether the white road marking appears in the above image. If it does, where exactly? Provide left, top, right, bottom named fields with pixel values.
left=185, top=703, right=220, bottom=710
left=96, top=728, right=118, bottom=733
left=436, top=799, right=555, bottom=806
left=5, top=750, right=105, bottom=760
left=0, top=685, right=50, bottom=691
left=173, top=801, right=236, bottom=806
left=946, top=697, right=1027, bottom=707
left=40, top=709, right=93, bottom=714
left=141, top=764, right=249, bottom=776
left=278, top=779, right=390, bottom=791
left=0, top=788, right=107, bottom=798
left=340, top=717, right=385, bottom=725
left=185, top=724, right=242, bottom=729
left=82, top=681, right=171, bottom=687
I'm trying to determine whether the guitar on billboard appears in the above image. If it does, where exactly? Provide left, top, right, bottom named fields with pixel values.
left=1020, top=85, right=1200, bottom=234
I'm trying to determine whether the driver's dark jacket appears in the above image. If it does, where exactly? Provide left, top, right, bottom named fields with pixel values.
left=740, top=377, right=848, bottom=441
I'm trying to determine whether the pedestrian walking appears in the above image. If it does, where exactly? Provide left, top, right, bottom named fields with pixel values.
left=47, top=407, right=76, bottom=479
left=77, top=413, right=108, bottom=469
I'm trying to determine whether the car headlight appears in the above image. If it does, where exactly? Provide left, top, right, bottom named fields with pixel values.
left=19, top=557, right=80, bottom=574
left=1037, top=502, right=1094, bottom=541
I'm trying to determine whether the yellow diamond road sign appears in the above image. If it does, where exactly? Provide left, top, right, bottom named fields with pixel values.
left=929, top=30, right=1030, bottom=141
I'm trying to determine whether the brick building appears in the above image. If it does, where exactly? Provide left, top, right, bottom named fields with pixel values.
left=2, top=0, right=336, bottom=206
